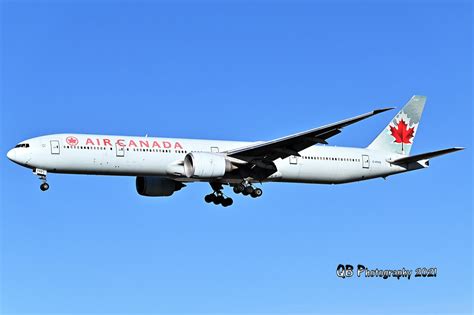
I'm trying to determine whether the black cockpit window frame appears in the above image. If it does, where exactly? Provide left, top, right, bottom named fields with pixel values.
left=14, top=143, right=29, bottom=148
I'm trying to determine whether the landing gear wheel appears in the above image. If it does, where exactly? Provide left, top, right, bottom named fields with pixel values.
left=234, top=184, right=245, bottom=194
left=204, top=194, right=215, bottom=203
left=40, top=182, right=49, bottom=191
left=213, top=195, right=224, bottom=205
left=244, top=185, right=254, bottom=195
left=222, top=198, right=233, bottom=207
left=251, top=188, right=263, bottom=198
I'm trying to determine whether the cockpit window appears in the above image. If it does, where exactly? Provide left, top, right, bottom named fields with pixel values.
left=14, top=143, right=29, bottom=148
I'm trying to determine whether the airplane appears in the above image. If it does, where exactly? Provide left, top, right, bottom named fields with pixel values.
left=7, top=95, right=463, bottom=207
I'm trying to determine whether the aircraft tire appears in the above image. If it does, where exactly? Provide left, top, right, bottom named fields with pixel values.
left=244, top=185, right=254, bottom=195
left=40, top=183, right=49, bottom=191
left=213, top=195, right=224, bottom=205
left=251, top=188, right=263, bottom=198
left=222, top=198, right=233, bottom=207
left=236, top=184, right=245, bottom=193
left=204, top=194, right=214, bottom=203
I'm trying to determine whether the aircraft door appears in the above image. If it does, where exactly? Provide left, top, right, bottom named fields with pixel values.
left=211, top=146, right=219, bottom=153
left=116, top=143, right=125, bottom=157
left=287, top=155, right=301, bottom=179
left=50, top=140, right=60, bottom=154
left=362, top=154, right=370, bottom=169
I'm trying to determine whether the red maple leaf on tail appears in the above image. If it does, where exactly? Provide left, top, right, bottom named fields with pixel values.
left=390, top=119, right=415, bottom=144
left=390, top=119, right=415, bottom=145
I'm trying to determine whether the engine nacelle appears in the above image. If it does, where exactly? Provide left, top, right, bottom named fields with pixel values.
left=184, top=152, right=234, bottom=178
left=136, top=176, right=185, bottom=197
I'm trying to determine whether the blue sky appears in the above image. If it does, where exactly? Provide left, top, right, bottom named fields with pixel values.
left=1, top=1, right=472, bottom=314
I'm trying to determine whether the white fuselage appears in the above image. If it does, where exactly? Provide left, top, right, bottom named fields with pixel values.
left=7, top=133, right=421, bottom=184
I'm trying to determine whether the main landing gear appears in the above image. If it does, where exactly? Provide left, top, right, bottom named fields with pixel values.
left=204, top=181, right=263, bottom=206
left=34, top=168, right=49, bottom=191
left=205, top=183, right=233, bottom=207
left=233, top=181, right=263, bottom=198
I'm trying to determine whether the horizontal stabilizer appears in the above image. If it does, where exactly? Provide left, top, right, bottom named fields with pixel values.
left=390, top=147, right=464, bottom=165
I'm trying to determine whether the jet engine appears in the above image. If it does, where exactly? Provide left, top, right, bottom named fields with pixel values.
left=184, top=152, right=235, bottom=178
left=136, top=176, right=185, bottom=197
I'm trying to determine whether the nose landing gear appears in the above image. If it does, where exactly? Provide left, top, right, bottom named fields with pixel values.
left=34, top=168, right=49, bottom=191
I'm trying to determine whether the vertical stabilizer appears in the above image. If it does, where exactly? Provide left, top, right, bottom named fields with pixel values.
left=367, top=95, right=426, bottom=155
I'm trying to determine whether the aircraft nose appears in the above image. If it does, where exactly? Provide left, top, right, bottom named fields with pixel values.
left=7, top=149, right=16, bottom=161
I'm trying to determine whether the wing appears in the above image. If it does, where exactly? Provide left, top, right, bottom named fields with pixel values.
left=227, top=107, right=394, bottom=162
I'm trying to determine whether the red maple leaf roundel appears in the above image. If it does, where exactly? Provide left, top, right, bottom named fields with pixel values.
left=66, top=136, right=79, bottom=146
left=390, top=119, right=415, bottom=144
